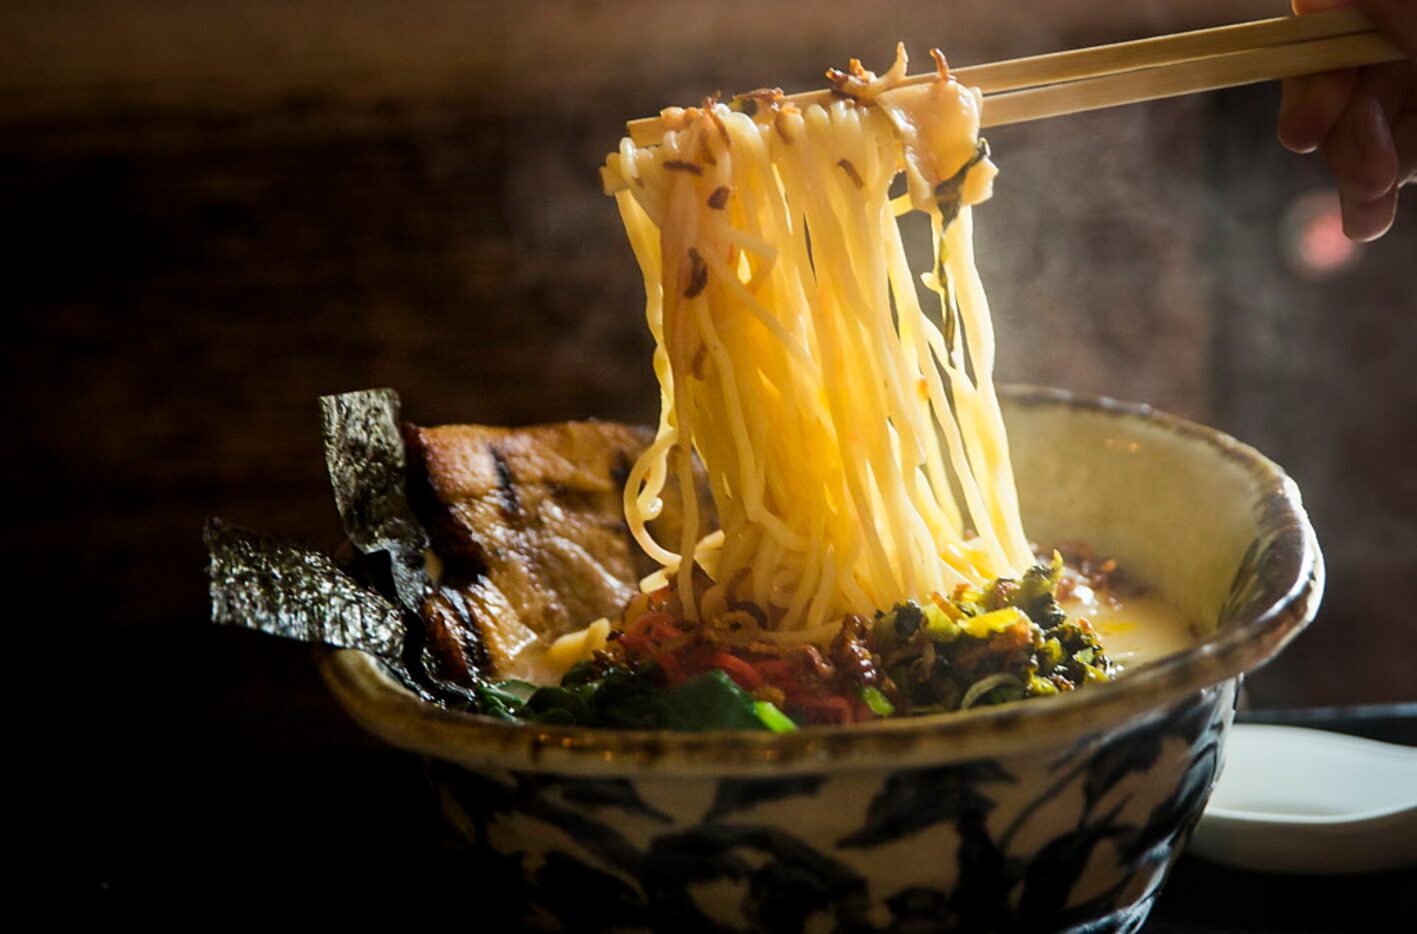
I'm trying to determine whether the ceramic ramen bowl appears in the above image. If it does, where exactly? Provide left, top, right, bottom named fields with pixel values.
left=321, top=386, right=1323, bottom=933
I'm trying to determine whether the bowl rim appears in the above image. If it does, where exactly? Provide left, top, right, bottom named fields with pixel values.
left=319, top=386, right=1325, bottom=777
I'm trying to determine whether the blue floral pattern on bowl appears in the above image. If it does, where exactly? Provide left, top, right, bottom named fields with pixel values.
left=430, top=683, right=1233, bottom=932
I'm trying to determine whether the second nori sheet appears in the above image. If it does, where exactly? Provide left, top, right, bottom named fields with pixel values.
left=319, top=387, right=431, bottom=614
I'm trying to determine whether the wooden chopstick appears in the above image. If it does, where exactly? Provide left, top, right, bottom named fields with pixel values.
left=980, top=30, right=1403, bottom=128
left=947, top=7, right=1377, bottom=97
left=623, top=9, right=1395, bottom=147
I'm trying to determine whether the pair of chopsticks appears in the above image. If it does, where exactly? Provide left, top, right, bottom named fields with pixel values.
left=623, top=8, right=1406, bottom=147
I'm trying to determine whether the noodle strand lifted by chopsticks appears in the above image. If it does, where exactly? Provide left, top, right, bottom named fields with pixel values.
left=603, top=46, right=1034, bottom=633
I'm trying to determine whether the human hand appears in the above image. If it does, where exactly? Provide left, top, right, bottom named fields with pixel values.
left=1277, top=0, right=1417, bottom=240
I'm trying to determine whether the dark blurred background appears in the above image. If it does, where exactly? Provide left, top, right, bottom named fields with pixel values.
left=9, top=0, right=1412, bottom=903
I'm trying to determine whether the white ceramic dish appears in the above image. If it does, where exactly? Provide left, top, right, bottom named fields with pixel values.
left=1191, top=723, right=1417, bottom=874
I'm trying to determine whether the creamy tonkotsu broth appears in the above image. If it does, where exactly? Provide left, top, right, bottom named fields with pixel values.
left=1063, top=590, right=1197, bottom=669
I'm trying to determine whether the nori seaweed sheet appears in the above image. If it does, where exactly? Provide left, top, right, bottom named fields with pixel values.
left=316, top=388, right=488, bottom=698
left=205, top=517, right=407, bottom=662
left=207, top=388, right=493, bottom=710
left=319, top=388, right=431, bottom=614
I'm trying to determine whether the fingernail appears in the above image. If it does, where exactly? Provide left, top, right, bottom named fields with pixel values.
left=1278, top=79, right=1318, bottom=153
left=1340, top=192, right=1396, bottom=242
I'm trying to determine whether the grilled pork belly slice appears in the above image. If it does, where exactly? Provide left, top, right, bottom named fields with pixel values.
left=403, top=421, right=706, bottom=684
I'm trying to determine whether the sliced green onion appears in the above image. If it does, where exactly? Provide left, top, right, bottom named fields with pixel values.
left=1026, top=674, right=1059, bottom=696
left=753, top=701, right=798, bottom=733
left=960, top=606, right=1030, bottom=639
left=860, top=686, right=896, bottom=717
left=960, top=673, right=1023, bottom=709
left=1081, top=663, right=1111, bottom=684
left=922, top=603, right=960, bottom=642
